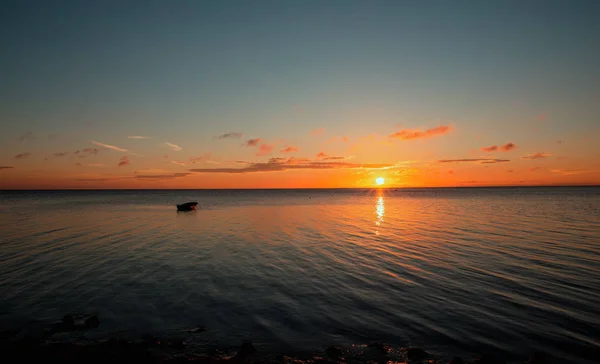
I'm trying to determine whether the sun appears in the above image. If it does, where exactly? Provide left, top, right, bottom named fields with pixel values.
left=375, top=177, right=385, bottom=186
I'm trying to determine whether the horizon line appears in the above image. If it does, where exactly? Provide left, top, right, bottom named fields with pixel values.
left=1, top=184, right=599, bottom=191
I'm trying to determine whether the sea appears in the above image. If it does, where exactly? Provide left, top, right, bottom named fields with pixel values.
left=1, top=187, right=599, bottom=362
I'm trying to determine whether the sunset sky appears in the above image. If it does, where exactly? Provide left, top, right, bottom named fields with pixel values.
left=1, top=0, right=599, bottom=189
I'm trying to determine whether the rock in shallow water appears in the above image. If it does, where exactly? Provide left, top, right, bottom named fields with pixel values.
left=474, top=354, right=505, bottom=364
left=449, top=356, right=465, bottom=364
left=231, top=342, right=256, bottom=361
left=405, top=347, right=429, bottom=360
left=366, top=342, right=388, bottom=354
left=326, top=346, right=344, bottom=359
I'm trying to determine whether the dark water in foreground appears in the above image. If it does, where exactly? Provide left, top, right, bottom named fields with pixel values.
left=1, top=188, right=599, bottom=362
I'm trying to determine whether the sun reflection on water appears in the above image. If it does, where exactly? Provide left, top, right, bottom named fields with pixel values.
left=375, top=195, right=385, bottom=234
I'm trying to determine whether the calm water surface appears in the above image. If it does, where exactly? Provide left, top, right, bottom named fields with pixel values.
left=1, top=188, right=599, bottom=362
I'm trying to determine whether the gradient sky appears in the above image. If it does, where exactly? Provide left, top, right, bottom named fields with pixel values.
left=1, top=0, right=599, bottom=189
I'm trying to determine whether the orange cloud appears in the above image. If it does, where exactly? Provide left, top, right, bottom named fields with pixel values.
left=438, top=158, right=509, bottom=164
left=311, top=128, right=326, bottom=136
left=500, top=143, right=517, bottom=151
left=52, top=152, right=70, bottom=157
left=482, top=143, right=516, bottom=152
left=118, top=156, right=130, bottom=167
left=521, top=152, right=551, bottom=160
left=389, top=125, right=452, bottom=140
left=135, top=172, right=191, bottom=179
left=481, top=145, right=498, bottom=152
left=316, top=152, right=347, bottom=161
left=189, top=157, right=392, bottom=174
left=14, top=152, right=31, bottom=159
left=245, top=138, right=262, bottom=147
left=0, top=166, right=13, bottom=170
left=256, top=144, right=274, bottom=156
left=281, top=146, right=299, bottom=153
left=171, top=161, right=186, bottom=166
left=529, top=167, right=542, bottom=172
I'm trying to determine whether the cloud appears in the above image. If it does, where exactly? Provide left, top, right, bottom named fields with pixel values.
left=437, top=158, right=510, bottom=164
left=481, top=143, right=516, bottom=152
left=245, top=138, right=262, bottom=147
left=481, top=145, right=498, bottom=152
left=135, top=172, right=192, bottom=179
left=92, top=141, right=128, bottom=152
left=76, top=178, right=112, bottom=182
left=189, top=157, right=393, bottom=174
left=500, top=143, right=517, bottom=151
left=556, top=140, right=563, bottom=144
left=316, top=152, right=348, bottom=161
left=311, top=128, right=326, bottom=136
left=128, top=136, right=150, bottom=139
left=189, top=153, right=216, bottom=164
left=0, top=166, right=13, bottom=170
left=550, top=169, right=596, bottom=176
left=521, top=152, right=551, bottom=160
left=14, top=152, right=31, bottom=159
left=216, top=132, right=243, bottom=140
left=118, top=156, right=130, bottom=167
left=281, top=146, right=299, bottom=153
left=389, top=125, right=452, bottom=140
left=256, top=144, right=274, bottom=156
left=507, top=170, right=514, bottom=173
left=74, top=148, right=100, bottom=156
left=165, top=142, right=182, bottom=151
left=171, top=161, right=186, bottom=166
left=529, top=167, right=542, bottom=172
left=18, top=132, right=35, bottom=142
left=48, top=148, right=101, bottom=160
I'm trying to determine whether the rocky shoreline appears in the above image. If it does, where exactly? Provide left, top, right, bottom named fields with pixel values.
left=0, top=314, right=569, bottom=364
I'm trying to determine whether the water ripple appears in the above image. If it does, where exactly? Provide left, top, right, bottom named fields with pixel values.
left=1, top=188, right=599, bottom=363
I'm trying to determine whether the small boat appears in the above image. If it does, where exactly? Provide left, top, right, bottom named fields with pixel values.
left=176, top=201, right=198, bottom=211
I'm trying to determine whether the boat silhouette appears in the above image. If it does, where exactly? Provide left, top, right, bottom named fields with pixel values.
left=176, top=202, right=198, bottom=211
